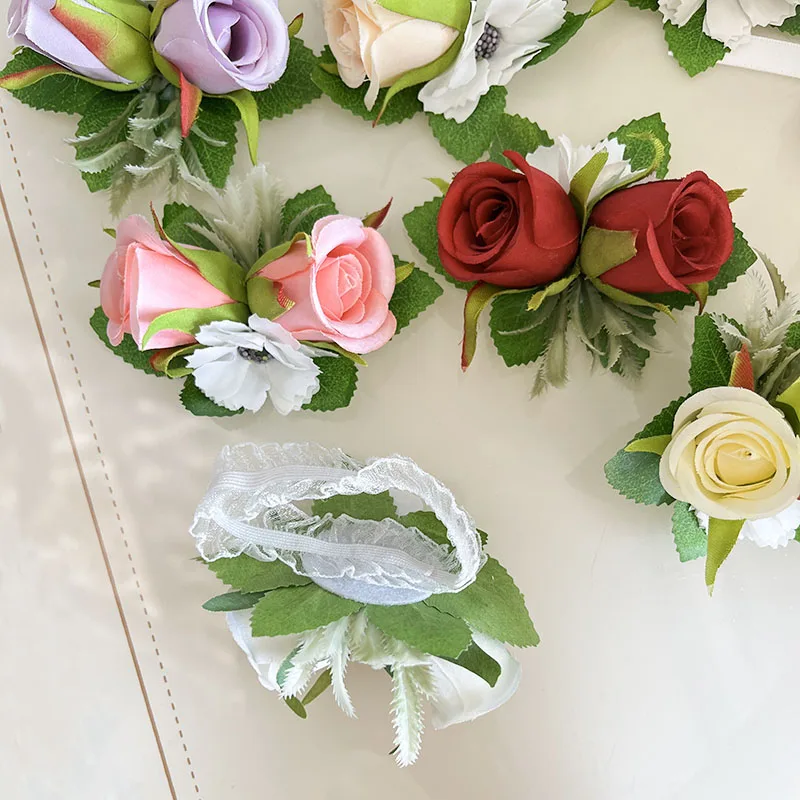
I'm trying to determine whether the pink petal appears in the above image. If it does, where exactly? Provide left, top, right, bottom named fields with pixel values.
left=311, top=214, right=366, bottom=261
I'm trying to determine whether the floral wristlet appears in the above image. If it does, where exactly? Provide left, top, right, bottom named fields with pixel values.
left=606, top=263, right=800, bottom=591
left=193, top=443, right=538, bottom=766
left=405, top=113, right=756, bottom=395
left=90, top=167, right=441, bottom=416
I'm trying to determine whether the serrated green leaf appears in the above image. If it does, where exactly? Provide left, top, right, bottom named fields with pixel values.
left=389, top=267, right=443, bottom=333
left=604, top=396, right=687, bottom=506
left=90, top=306, right=160, bottom=375
left=525, top=12, right=590, bottom=68
left=161, top=203, right=217, bottom=249
left=426, top=557, right=538, bottom=647
left=427, top=86, right=507, bottom=163
left=443, top=640, right=501, bottom=687
left=206, top=554, right=312, bottom=593
left=312, top=492, right=398, bottom=521
left=311, top=49, right=423, bottom=126
left=251, top=584, right=362, bottom=637
left=488, top=113, right=552, bottom=166
left=367, top=602, right=473, bottom=659
left=189, top=96, right=237, bottom=188
left=663, top=6, right=728, bottom=77
left=624, top=0, right=659, bottom=9
left=180, top=374, right=244, bottom=416
left=671, top=502, right=707, bottom=562
left=608, top=113, right=671, bottom=178
left=489, top=291, right=557, bottom=367
left=303, top=355, right=358, bottom=412
left=690, top=314, right=733, bottom=392
left=254, top=37, right=322, bottom=121
left=779, top=9, right=800, bottom=33
left=202, top=591, right=265, bottom=612
left=1, top=48, right=104, bottom=114
left=280, top=185, right=338, bottom=239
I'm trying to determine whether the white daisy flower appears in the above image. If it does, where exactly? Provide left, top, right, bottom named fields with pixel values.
left=186, top=315, right=322, bottom=414
left=696, top=500, right=800, bottom=549
left=418, top=0, right=567, bottom=124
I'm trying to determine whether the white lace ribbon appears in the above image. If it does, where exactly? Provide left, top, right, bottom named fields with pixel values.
left=191, top=443, right=486, bottom=605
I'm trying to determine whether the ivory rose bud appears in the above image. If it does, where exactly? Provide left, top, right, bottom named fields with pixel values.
left=660, top=387, right=800, bottom=521
left=7, top=0, right=154, bottom=85
left=100, top=215, right=237, bottom=350
left=255, top=215, right=397, bottom=354
left=322, top=0, right=461, bottom=110
left=153, top=0, right=289, bottom=94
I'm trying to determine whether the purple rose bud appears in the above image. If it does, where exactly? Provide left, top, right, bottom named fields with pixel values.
left=8, top=0, right=154, bottom=85
left=153, top=0, right=290, bottom=95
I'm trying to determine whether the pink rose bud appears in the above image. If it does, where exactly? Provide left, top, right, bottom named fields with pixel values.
left=257, top=215, right=397, bottom=355
left=101, top=215, right=237, bottom=350
left=7, top=0, right=155, bottom=85
left=153, top=0, right=290, bottom=95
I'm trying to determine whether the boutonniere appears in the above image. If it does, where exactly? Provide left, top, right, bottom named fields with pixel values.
left=627, top=0, right=800, bottom=76
left=404, top=113, right=756, bottom=395
left=89, top=166, right=441, bottom=416
left=0, top=0, right=319, bottom=212
left=193, top=442, right=539, bottom=766
left=311, top=0, right=611, bottom=162
left=606, top=263, right=800, bottom=591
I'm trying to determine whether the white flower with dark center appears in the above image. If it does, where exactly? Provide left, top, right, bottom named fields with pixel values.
left=418, top=0, right=567, bottom=123
left=659, top=0, right=800, bottom=48
left=527, top=135, right=634, bottom=205
left=185, top=316, right=322, bottom=414
left=696, top=501, right=800, bottom=549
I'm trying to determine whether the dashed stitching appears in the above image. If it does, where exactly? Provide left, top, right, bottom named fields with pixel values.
left=0, top=104, right=201, bottom=797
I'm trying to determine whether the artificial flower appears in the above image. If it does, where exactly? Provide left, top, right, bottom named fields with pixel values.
left=321, top=0, right=461, bottom=111
left=101, top=215, right=237, bottom=350
left=659, top=0, right=800, bottom=48
left=7, top=0, right=155, bottom=86
left=528, top=135, right=634, bottom=207
left=437, top=151, right=580, bottom=287
left=589, top=172, right=734, bottom=295
left=256, top=214, right=397, bottom=354
left=152, top=0, right=289, bottom=94
left=418, top=0, right=567, bottom=123
left=185, top=315, right=322, bottom=414
left=659, top=386, right=800, bottom=521
left=696, top=500, right=800, bottom=549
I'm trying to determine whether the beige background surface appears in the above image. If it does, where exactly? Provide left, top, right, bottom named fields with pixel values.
left=2, top=2, right=800, bottom=798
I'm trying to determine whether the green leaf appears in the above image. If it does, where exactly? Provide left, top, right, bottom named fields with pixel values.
left=525, top=12, right=590, bottom=68
left=202, top=591, right=265, bottom=612
left=608, top=113, right=671, bottom=178
left=251, top=584, right=362, bottom=636
left=604, top=396, right=687, bottom=506
left=367, top=603, right=473, bottom=659
left=90, top=306, right=160, bottom=375
left=141, top=302, right=249, bottom=348
left=663, top=6, right=728, bottom=77
left=427, top=86, right=507, bottom=163
left=648, top=226, right=756, bottom=311
left=775, top=376, right=800, bottom=435
left=312, top=492, right=398, bottom=521
left=579, top=227, right=638, bottom=278
left=1, top=48, right=104, bottom=114
left=570, top=151, right=610, bottom=217
left=281, top=185, right=338, bottom=239
left=489, top=291, right=556, bottom=367
left=779, top=8, right=800, bottom=33
left=624, top=434, right=672, bottom=455
left=389, top=267, right=443, bottom=333
left=426, top=557, right=539, bottom=647
left=671, top=502, right=707, bottom=563
left=180, top=374, right=244, bottom=417
left=488, top=113, right=553, bottom=166
left=190, top=97, right=237, bottom=188
left=161, top=203, right=217, bottom=249
left=690, top=314, right=733, bottom=392
left=624, top=0, right=659, bottom=9
left=206, top=554, right=312, bottom=592
left=302, top=669, right=332, bottom=706
left=443, top=640, right=502, bottom=687
left=705, top=517, right=743, bottom=593
left=254, top=37, right=322, bottom=120
left=303, top=355, right=358, bottom=412
left=311, top=49, right=423, bottom=126
left=283, top=696, right=308, bottom=718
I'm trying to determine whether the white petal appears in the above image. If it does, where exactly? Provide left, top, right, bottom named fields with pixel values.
left=659, top=0, right=704, bottom=26
left=264, top=359, right=321, bottom=416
